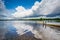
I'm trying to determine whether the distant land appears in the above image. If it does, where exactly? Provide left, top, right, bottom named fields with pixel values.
left=0, top=18, right=60, bottom=22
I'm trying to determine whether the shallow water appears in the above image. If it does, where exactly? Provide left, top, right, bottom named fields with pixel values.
left=0, top=21, right=60, bottom=40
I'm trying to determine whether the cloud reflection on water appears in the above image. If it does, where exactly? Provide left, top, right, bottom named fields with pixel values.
left=0, top=21, right=60, bottom=40
left=12, top=21, right=60, bottom=40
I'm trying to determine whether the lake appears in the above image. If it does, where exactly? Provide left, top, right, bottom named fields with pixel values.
left=0, top=21, right=60, bottom=40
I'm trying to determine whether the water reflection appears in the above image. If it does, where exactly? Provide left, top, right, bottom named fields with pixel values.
left=0, top=21, right=60, bottom=40
left=0, top=21, right=8, bottom=40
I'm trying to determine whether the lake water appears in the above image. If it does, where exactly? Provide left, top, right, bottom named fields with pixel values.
left=0, top=21, right=60, bottom=40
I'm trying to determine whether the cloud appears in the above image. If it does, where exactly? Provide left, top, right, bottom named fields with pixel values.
left=12, top=0, right=60, bottom=18
left=0, top=0, right=12, bottom=18
left=32, top=0, right=60, bottom=16
left=39, top=0, right=58, bottom=15
left=31, top=1, right=40, bottom=11
left=12, top=6, right=33, bottom=18
left=12, top=1, right=40, bottom=18
left=47, top=6, right=60, bottom=17
left=0, top=0, right=7, bottom=17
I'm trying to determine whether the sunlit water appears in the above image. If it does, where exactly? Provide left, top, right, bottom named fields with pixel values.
left=0, top=21, right=60, bottom=40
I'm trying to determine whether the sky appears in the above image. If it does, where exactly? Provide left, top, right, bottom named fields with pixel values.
left=4, top=0, right=41, bottom=9
left=0, top=0, right=60, bottom=18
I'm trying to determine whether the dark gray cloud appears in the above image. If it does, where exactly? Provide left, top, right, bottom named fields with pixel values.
left=47, top=6, right=60, bottom=17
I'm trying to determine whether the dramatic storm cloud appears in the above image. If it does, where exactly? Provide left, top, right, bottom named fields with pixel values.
left=12, top=0, right=60, bottom=18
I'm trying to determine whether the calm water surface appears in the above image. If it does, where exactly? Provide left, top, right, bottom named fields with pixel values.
left=0, top=21, right=60, bottom=40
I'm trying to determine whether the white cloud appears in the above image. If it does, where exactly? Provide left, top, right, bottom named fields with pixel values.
left=12, top=1, right=40, bottom=18
left=16, top=6, right=26, bottom=12
left=38, top=0, right=59, bottom=15
left=12, top=0, right=60, bottom=18
left=31, top=1, right=40, bottom=11
left=12, top=6, right=33, bottom=17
